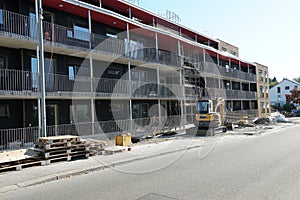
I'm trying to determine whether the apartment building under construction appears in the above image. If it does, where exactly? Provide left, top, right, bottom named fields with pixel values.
left=0, top=0, right=269, bottom=150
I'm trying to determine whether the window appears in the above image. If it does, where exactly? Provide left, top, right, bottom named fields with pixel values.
left=231, top=50, right=236, bottom=56
left=74, top=25, right=89, bottom=41
left=277, top=87, right=281, bottom=93
left=0, top=104, right=9, bottom=117
left=107, top=69, right=120, bottom=76
left=0, top=56, right=6, bottom=69
left=106, top=33, right=117, bottom=39
left=68, top=24, right=89, bottom=41
left=68, top=66, right=75, bottom=80
left=264, top=71, right=267, bottom=78
left=70, top=104, right=91, bottom=123
left=0, top=9, right=3, bottom=24
left=285, top=86, right=290, bottom=90
left=132, top=103, right=148, bottom=118
left=125, top=39, right=144, bottom=59
left=221, top=47, right=227, bottom=52
left=131, top=71, right=146, bottom=82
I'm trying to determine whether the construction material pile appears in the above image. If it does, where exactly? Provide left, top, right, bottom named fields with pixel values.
left=34, top=135, right=89, bottom=165
left=85, top=139, right=107, bottom=156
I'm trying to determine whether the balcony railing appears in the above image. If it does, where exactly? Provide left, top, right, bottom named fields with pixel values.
left=0, top=115, right=184, bottom=151
left=200, top=62, right=256, bottom=82
left=193, top=87, right=257, bottom=100
left=0, top=69, right=39, bottom=96
left=94, top=78, right=130, bottom=97
left=0, top=10, right=36, bottom=40
left=0, top=69, right=184, bottom=99
left=0, top=10, right=179, bottom=69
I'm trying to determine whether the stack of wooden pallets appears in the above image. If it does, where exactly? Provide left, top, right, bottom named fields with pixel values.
left=34, top=135, right=89, bottom=165
left=0, top=149, right=41, bottom=172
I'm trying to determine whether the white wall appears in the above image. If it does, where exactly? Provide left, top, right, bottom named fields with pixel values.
left=270, top=79, right=300, bottom=107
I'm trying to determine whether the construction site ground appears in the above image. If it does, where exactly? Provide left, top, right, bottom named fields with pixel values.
left=0, top=117, right=299, bottom=195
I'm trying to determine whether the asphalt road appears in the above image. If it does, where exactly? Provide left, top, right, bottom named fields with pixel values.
left=1, top=124, right=300, bottom=200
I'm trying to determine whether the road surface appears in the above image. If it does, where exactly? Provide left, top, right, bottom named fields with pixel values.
left=1, top=124, right=300, bottom=200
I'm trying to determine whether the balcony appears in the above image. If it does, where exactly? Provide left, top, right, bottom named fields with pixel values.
left=0, top=68, right=183, bottom=99
left=0, top=10, right=179, bottom=69
left=131, top=81, right=183, bottom=99
left=195, top=87, right=257, bottom=100
left=200, top=62, right=256, bottom=82
left=0, top=69, right=39, bottom=97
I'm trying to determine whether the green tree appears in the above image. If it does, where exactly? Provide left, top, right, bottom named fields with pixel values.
left=269, top=76, right=278, bottom=88
left=283, top=104, right=296, bottom=112
left=293, top=76, right=300, bottom=83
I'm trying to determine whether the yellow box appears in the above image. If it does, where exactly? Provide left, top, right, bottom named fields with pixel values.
left=116, top=133, right=131, bottom=146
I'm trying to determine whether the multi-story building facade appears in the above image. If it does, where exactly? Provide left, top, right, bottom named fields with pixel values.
left=0, top=0, right=263, bottom=150
left=255, top=63, right=270, bottom=117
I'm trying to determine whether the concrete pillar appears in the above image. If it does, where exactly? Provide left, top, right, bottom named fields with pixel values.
left=155, top=32, right=159, bottom=61
left=157, top=68, right=161, bottom=119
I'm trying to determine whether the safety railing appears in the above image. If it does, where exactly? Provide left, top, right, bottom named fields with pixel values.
left=0, top=115, right=185, bottom=151
left=196, top=87, right=257, bottom=100
left=0, top=69, right=39, bottom=95
left=91, top=33, right=126, bottom=56
left=0, top=127, right=39, bottom=151
left=200, top=62, right=256, bottom=82
left=0, top=10, right=36, bottom=40
left=94, top=78, right=130, bottom=96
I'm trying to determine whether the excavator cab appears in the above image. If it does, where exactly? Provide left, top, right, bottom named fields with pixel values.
left=195, top=99, right=227, bottom=135
left=197, top=100, right=213, bottom=114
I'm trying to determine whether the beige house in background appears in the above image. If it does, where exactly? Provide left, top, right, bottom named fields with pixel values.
left=218, top=39, right=239, bottom=57
left=255, top=62, right=271, bottom=117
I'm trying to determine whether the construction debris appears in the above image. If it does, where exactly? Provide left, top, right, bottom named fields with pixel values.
left=85, top=139, right=107, bottom=156
left=253, top=117, right=271, bottom=125
left=104, top=146, right=127, bottom=155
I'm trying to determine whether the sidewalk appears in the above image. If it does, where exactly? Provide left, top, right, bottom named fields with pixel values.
left=0, top=137, right=207, bottom=194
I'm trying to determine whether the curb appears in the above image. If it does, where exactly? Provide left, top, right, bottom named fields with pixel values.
left=0, top=144, right=201, bottom=194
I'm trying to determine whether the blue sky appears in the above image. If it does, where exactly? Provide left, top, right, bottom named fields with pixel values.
left=138, top=0, right=300, bottom=81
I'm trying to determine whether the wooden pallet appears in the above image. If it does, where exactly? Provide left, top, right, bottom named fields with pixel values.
left=0, top=158, right=42, bottom=172
left=38, top=135, right=80, bottom=145
left=41, top=153, right=89, bottom=165
left=35, top=143, right=88, bottom=152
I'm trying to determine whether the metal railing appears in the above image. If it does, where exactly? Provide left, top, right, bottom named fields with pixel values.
left=200, top=62, right=256, bottom=82
left=0, top=68, right=184, bottom=99
left=195, top=87, right=257, bottom=100
left=0, top=10, right=36, bottom=40
left=0, top=10, right=180, bottom=69
left=0, top=127, right=39, bottom=150
left=0, top=115, right=185, bottom=151
left=94, top=78, right=130, bottom=96
left=0, top=69, right=39, bottom=95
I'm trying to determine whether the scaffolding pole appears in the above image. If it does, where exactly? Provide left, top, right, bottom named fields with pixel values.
left=37, top=0, right=47, bottom=137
